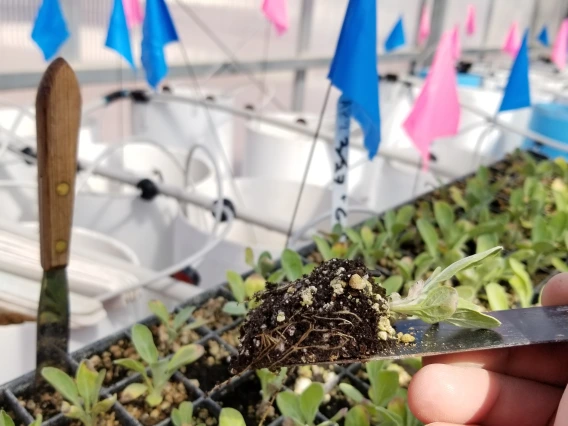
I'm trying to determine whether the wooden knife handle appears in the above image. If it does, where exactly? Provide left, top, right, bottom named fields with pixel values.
left=36, top=58, right=82, bottom=270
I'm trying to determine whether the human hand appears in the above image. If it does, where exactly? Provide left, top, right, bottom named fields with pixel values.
left=408, top=272, right=568, bottom=426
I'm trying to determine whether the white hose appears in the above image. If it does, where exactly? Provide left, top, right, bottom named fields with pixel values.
left=75, top=137, right=185, bottom=193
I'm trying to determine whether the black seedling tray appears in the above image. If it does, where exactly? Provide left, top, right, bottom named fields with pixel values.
left=0, top=150, right=559, bottom=426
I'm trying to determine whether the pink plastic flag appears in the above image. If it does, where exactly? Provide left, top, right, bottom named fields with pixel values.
left=122, top=0, right=143, bottom=28
left=403, top=31, right=460, bottom=170
left=551, top=19, right=568, bottom=70
left=262, top=0, right=289, bottom=35
left=418, top=4, right=430, bottom=45
left=502, top=21, right=521, bottom=57
left=466, top=4, right=476, bottom=35
left=452, top=25, right=461, bottom=60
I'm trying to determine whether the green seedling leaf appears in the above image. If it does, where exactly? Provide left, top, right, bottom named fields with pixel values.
left=222, top=301, right=248, bottom=316
left=375, top=406, right=404, bottom=425
left=368, top=370, right=399, bottom=407
left=455, top=286, right=475, bottom=301
left=282, top=249, right=304, bottom=281
left=345, top=227, right=363, bottom=244
left=390, top=223, right=408, bottom=237
left=551, top=257, right=568, bottom=272
left=167, top=344, right=205, bottom=372
left=120, top=383, right=148, bottom=402
left=267, top=269, right=286, bottom=283
left=531, top=216, right=550, bottom=244
left=444, top=306, right=501, bottom=329
left=339, top=383, right=366, bottom=403
left=257, top=368, right=287, bottom=400
left=345, top=405, right=370, bottom=426
left=395, top=205, right=415, bottom=225
left=476, top=233, right=499, bottom=254
left=244, top=274, right=266, bottom=299
left=0, top=411, right=14, bottom=426
left=425, top=247, right=502, bottom=289
left=146, top=390, right=164, bottom=407
left=219, top=408, right=246, bottom=426
left=276, top=391, right=303, bottom=424
left=76, top=361, right=99, bottom=410
left=148, top=300, right=171, bottom=327
left=226, top=271, right=245, bottom=303
left=387, top=396, right=406, bottom=419
left=392, top=286, right=459, bottom=324
left=113, top=358, right=146, bottom=375
left=172, top=401, right=193, bottom=426
left=300, top=383, right=324, bottom=423
left=303, top=263, right=317, bottom=275
left=508, top=258, right=532, bottom=308
left=245, top=247, right=255, bottom=268
left=361, top=226, right=375, bottom=250
left=434, top=201, right=455, bottom=236
left=41, top=367, right=81, bottom=407
left=380, top=276, right=404, bottom=296
left=131, top=324, right=159, bottom=364
left=346, top=242, right=362, bottom=260
left=532, top=241, right=556, bottom=254
left=417, top=219, right=439, bottom=258
left=313, top=235, right=334, bottom=261
left=29, top=415, right=43, bottom=426
left=485, top=283, right=509, bottom=311
left=173, top=306, right=196, bottom=331
left=61, top=403, right=87, bottom=421
left=92, top=395, right=117, bottom=415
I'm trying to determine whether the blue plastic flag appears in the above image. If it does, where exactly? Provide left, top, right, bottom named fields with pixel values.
left=499, top=30, right=531, bottom=113
left=141, top=0, right=179, bottom=89
left=537, top=25, right=549, bottom=46
left=384, top=16, right=406, bottom=52
left=328, top=0, right=381, bottom=159
left=105, top=0, right=135, bottom=69
left=31, top=0, right=70, bottom=61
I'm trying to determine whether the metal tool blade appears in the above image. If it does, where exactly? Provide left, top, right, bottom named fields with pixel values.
left=274, top=305, right=568, bottom=368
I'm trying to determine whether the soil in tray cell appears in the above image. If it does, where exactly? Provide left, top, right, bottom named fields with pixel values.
left=190, top=406, right=218, bottom=426
left=284, top=365, right=340, bottom=393
left=67, top=410, right=121, bottom=426
left=122, top=380, right=196, bottom=426
left=87, top=338, right=141, bottom=387
left=150, top=322, right=202, bottom=357
left=219, top=324, right=241, bottom=349
left=182, top=339, right=232, bottom=393
left=192, top=296, right=236, bottom=331
left=18, top=388, right=66, bottom=422
left=213, top=374, right=278, bottom=426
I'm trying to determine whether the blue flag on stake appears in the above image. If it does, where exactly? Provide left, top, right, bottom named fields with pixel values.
left=141, top=0, right=179, bottom=89
left=31, top=0, right=70, bottom=61
left=537, top=25, right=549, bottom=46
left=499, top=30, right=531, bottom=113
left=328, top=0, right=381, bottom=159
left=105, top=0, right=135, bottom=69
left=385, top=16, right=406, bottom=52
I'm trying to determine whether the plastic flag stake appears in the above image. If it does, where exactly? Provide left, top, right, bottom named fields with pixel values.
left=498, top=30, right=531, bottom=113
left=105, top=0, right=135, bottom=69
left=403, top=31, right=460, bottom=171
left=385, top=16, right=406, bottom=52
left=262, top=0, right=289, bottom=35
left=31, top=0, right=70, bottom=61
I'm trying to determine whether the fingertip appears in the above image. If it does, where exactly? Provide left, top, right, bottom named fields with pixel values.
left=541, top=273, right=568, bottom=307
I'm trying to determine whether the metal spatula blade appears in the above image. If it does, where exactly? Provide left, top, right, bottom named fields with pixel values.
left=35, top=58, right=81, bottom=383
left=272, top=305, right=568, bottom=369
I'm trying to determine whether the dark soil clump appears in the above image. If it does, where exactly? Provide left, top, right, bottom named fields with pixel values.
left=182, top=340, right=232, bottom=392
left=18, top=390, right=64, bottom=421
left=191, top=407, right=218, bottom=425
left=231, top=259, right=398, bottom=373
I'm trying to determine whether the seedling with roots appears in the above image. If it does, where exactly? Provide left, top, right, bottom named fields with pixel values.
left=41, top=361, right=116, bottom=426
left=115, top=324, right=204, bottom=407
left=148, top=300, right=208, bottom=348
left=171, top=402, right=247, bottom=426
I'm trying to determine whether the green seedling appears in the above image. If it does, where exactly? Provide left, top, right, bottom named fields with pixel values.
left=41, top=361, right=116, bottom=426
left=340, top=360, right=420, bottom=426
left=0, top=410, right=41, bottom=426
left=257, top=367, right=288, bottom=402
left=276, top=382, right=346, bottom=426
left=449, top=167, right=503, bottom=220
left=148, top=300, right=208, bottom=347
left=223, top=270, right=267, bottom=316
left=171, top=402, right=246, bottom=426
left=245, top=247, right=276, bottom=278
left=115, top=324, right=204, bottom=407
left=389, top=247, right=504, bottom=328
left=267, top=248, right=316, bottom=284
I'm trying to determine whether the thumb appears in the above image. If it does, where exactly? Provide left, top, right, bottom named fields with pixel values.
left=541, top=273, right=568, bottom=426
